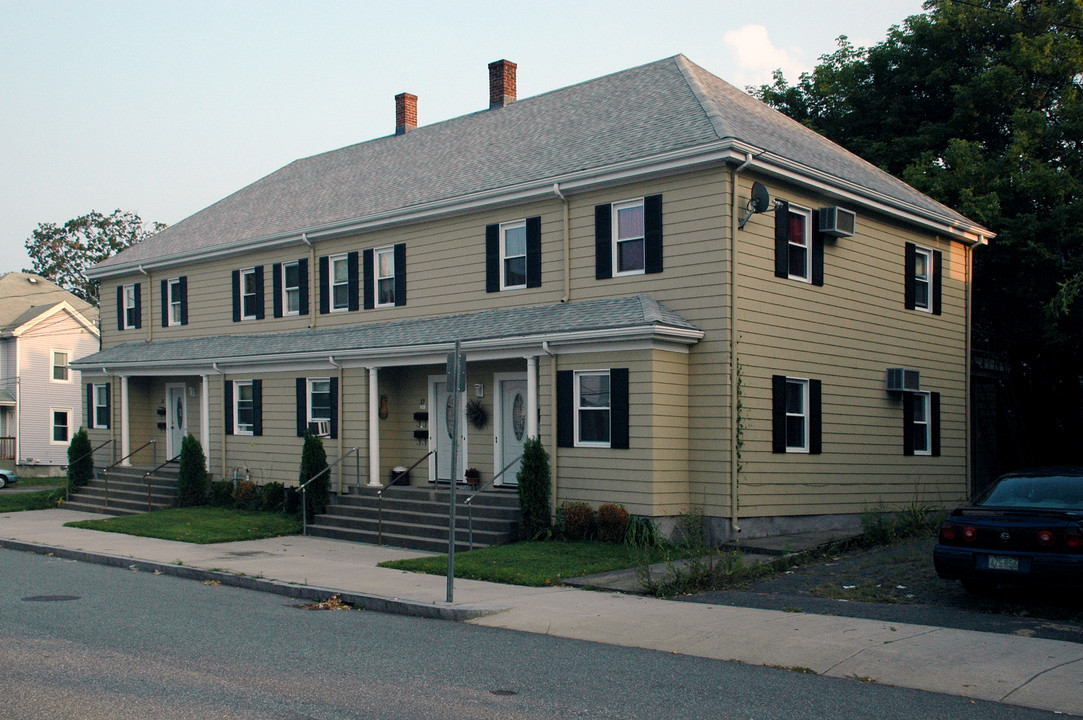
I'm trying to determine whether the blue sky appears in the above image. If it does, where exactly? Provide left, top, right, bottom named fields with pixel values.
left=0, top=0, right=926, bottom=273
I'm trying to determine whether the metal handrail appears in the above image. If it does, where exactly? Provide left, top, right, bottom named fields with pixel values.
left=466, top=454, right=521, bottom=550
left=63, top=438, right=114, bottom=502
left=300, top=447, right=360, bottom=534
left=142, top=454, right=180, bottom=512
left=99, top=440, right=156, bottom=508
left=377, top=450, right=435, bottom=545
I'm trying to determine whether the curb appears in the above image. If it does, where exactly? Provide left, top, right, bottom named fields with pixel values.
left=0, top=538, right=507, bottom=622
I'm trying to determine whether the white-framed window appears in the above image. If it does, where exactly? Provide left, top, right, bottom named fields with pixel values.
left=330, top=254, right=350, bottom=311
left=123, top=284, right=138, bottom=329
left=612, top=199, right=645, bottom=276
left=786, top=205, right=812, bottom=282
left=234, top=381, right=255, bottom=435
left=308, top=378, right=332, bottom=424
left=51, top=349, right=70, bottom=383
left=51, top=408, right=70, bottom=444
left=785, top=377, right=810, bottom=453
left=911, top=391, right=931, bottom=455
left=374, top=247, right=396, bottom=307
left=282, top=261, right=301, bottom=316
left=912, top=246, right=933, bottom=312
left=240, top=268, right=259, bottom=319
left=93, top=383, right=110, bottom=429
left=575, top=370, right=611, bottom=447
left=500, top=220, right=527, bottom=289
left=168, top=278, right=184, bottom=326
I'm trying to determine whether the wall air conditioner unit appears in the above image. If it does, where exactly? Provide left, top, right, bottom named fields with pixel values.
left=819, top=206, right=856, bottom=237
left=309, top=420, right=331, bottom=437
left=886, top=368, right=921, bottom=394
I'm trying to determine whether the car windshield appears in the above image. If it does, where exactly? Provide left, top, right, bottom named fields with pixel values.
left=977, top=474, right=1083, bottom=510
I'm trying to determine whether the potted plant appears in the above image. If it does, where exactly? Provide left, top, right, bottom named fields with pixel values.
left=464, top=468, right=480, bottom=486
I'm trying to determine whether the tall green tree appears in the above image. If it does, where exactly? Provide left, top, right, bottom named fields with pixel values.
left=756, top=0, right=1083, bottom=463
left=24, top=209, right=165, bottom=305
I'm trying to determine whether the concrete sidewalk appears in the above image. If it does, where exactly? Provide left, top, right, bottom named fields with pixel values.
left=2, top=508, right=1081, bottom=716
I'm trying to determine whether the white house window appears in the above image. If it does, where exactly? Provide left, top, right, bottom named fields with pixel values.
left=785, top=378, right=809, bottom=452
left=500, top=220, right=527, bottom=289
left=240, top=268, right=259, bottom=319
left=330, top=254, right=350, bottom=311
left=911, top=391, right=931, bottom=455
left=283, top=261, right=301, bottom=315
left=612, top=199, right=645, bottom=275
left=93, top=383, right=110, bottom=428
left=786, top=205, right=812, bottom=282
left=575, top=370, right=611, bottom=447
left=913, top=247, right=932, bottom=311
left=51, top=350, right=70, bottom=382
left=123, top=284, right=138, bottom=329
left=375, top=247, right=396, bottom=307
left=51, top=409, right=70, bottom=444
left=308, top=378, right=332, bottom=426
left=234, top=381, right=254, bottom=435
left=168, top=278, right=184, bottom=326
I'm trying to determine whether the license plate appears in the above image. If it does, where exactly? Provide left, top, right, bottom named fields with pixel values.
left=987, top=555, right=1019, bottom=571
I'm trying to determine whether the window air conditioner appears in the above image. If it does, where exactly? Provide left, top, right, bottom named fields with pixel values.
left=309, top=420, right=331, bottom=437
left=886, top=368, right=921, bottom=394
left=819, top=206, right=856, bottom=237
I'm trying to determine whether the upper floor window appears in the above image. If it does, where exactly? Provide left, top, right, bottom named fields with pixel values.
left=487, top=219, right=540, bottom=292
left=905, top=243, right=942, bottom=314
left=51, top=350, right=70, bottom=383
left=613, top=199, right=645, bottom=276
left=774, top=201, right=824, bottom=286
left=772, top=375, right=822, bottom=454
left=374, top=247, right=396, bottom=307
left=118, top=283, right=141, bottom=330
left=162, top=277, right=187, bottom=327
left=331, top=254, right=350, bottom=311
left=231, top=267, right=264, bottom=322
left=501, top=221, right=527, bottom=289
left=273, top=259, right=309, bottom=318
left=595, top=196, right=663, bottom=280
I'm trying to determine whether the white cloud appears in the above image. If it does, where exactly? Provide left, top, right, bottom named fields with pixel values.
left=723, top=24, right=808, bottom=88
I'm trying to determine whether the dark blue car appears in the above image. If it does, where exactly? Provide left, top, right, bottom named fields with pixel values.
left=934, top=468, right=1083, bottom=593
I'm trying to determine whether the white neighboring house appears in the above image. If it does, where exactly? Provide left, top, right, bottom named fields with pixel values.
left=0, top=272, right=100, bottom=473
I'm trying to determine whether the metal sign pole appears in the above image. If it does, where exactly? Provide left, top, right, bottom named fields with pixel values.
left=446, top=340, right=465, bottom=603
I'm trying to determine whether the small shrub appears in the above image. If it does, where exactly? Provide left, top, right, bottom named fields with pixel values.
left=175, top=433, right=209, bottom=507
left=209, top=480, right=234, bottom=507
left=233, top=479, right=260, bottom=511
left=67, top=428, right=94, bottom=492
left=298, top=431, right=329, bottom=519
left=624, top=515, right=661, bottom=548
left=517, top=437, right=552, bottom=539
left=261, top=481, right=286, bottom=512
left=560, top=502, right=596, bottom=541
left=597, top=503, right=630, bottom=543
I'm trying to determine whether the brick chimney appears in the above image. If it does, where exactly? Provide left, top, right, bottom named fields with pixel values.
left=395, top=92, right=417, bottom=135
left=488, top=59, right=516, bottom=109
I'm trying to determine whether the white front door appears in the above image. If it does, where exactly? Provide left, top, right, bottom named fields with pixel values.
left=166, top=384, right=187, bottom=460
left=494, top=375, right=527, bottom=486
left=430, top=378, right=467, bottom=483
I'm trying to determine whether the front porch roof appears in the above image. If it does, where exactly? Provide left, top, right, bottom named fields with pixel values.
left=73, top=295, right=703, bottom=375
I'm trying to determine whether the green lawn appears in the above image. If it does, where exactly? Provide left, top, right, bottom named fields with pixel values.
left=0, top=489, right=63, bottom=513
left=379, top=540, right=684, bottom=587
left=65, top=507, right=302, bottom=544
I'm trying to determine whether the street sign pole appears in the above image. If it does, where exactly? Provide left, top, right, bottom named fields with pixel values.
left=446, top=340, right=466, bottom=603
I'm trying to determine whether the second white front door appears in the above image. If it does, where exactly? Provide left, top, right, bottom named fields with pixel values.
left=494, top=375, right=527, bottom=486
left=430, top=378, right=467, bottom=482
left=166, top=383, right=187, bottom=460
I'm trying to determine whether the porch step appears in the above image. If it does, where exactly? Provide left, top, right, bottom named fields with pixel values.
left=62, top=464, right=180, bottom=516
left=305, top=484, right=520, bottom=552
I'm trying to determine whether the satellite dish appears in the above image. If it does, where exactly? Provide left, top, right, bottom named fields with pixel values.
left=739, top=181, right=773, bottom=230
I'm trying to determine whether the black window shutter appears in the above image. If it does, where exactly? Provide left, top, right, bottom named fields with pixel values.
left=526, top=217, right=542, bottom=288
left=771, top=375, right=787, bottom=453
left=362, top=248, right=375, bottom=310
left=133, top=283, right=142, bottom=329
left=329, top=377, right=339, bottom=439
left=252, top=379, right=263, bottom=436
left=179, top=277, right=188, bottom=325
left=298, top=258, right=310, bottom=316
left=557, top=370, right=574, bottom=448
left=272, top=263, right=283, bottom=318
left=809, top=379, right=822, bottom=454
left=904, top=242, right=916, bottom=310
left=903, top=392, right=915, bottom=456
left=644, top=195, right=663, bottom=275
left=295, top=378, right=306, bottom=437
left=348, top=251, right=360, bottom=312
left=774, top=201, right=790, bottom=279
left=232, top=270, right=241, bottom=322
left=394, top=243, right=407, bottom=306
left=160, top=279, right=168, bottom=327
left=318, top=256, right=329, bottom=314
left=254, top=266, right=265, bottom=319
left=811, top=211, right=825, bottom=287
left=932, top=250, right=943, bottom=315
left=86, top=384, right=94, bottom=428
left=931, top=392, right=941, bottom=457
left=116, top=286, right=124, bottom=331
left=485, top=224, right=500, bottom=292
left=224, top=381, right=234, bottom=435
left=610, top=368, right=630, bottom=449
left=595, top=204, right=612, bottom=280
left=104, top=383, right=111, bottom=428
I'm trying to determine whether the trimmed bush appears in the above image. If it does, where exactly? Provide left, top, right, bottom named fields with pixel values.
left=67, top=428, right=94, bottom=492
left=597, top=503, right=630, bottom=543
left=209, top=480, right=234, bottom=507
left=516, top=437, right=551, bottom=539
left=261, top=481, right=286, bottom=512
left=298, top=430, right=329, bottom=519
left=560, top=501, right=596, bottom=541
left=233, top=479, right=260, bottom=510
left=175, top=433, right=208, bottom=507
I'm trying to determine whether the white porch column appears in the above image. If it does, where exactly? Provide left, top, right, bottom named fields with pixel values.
left=367, top=367, right=381, bottom=486
left=526, top=354, right=538, bottom=439
left=120, top=376, right=130, bottom=465
left=200, top=374, right=210, bottom=471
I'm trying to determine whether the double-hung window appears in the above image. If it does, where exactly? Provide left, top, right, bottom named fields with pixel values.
left=904, top=390, right=940, bottom=456
left=273, top=259, right=308, bottom=318
left=785, top=205, right=812, bottom=282
left=374, top=247, right=396, bottom=307
left=167, top=278, right=185, bottom=326
left=501, top=221, right=527, bottom=289
left=613, top=199, right=645, bottom=275
left=91, top=383, right=110, bottom=429
left=51, top=350, right=70, bottom=383
left=234, top=381, right=255, bottom=435
left=283, top=261, right=301, bottom=315
left=910, top=392, right=931, bottom=455
left=784, top=378, right=809, bottom=452
left=487, top=219, right=540, bottom=292
left=120, top=283, right=140, bottom=330
left=309, top=378, right=332, bottom=425
left=905, top=243, right=942, bottom=314
left=295, top=377, right=338, bottom=438
left=594, top=196, right=662, bottom=280
left=772, top=375, right=822, bottom=454
left=241, top=268, right=259, bottom=319
left=557, top=368, right=630, bottom=449
left=575, top=371, right=611, bottom=447
left=51, top=409, right=70, bottom=444
left=331, top=254, right=350, bottom=311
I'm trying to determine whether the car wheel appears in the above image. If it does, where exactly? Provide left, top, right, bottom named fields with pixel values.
left=0, top=476, right=6, bottom=489
left=961, top=578, right=997, bottom=595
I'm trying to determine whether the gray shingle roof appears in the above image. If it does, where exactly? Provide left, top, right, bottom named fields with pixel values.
left=73, top=295, right=700, bottom=368
left=93, top=55, right=986, bottom=275
left=0, top=272, right=98, bottom=330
